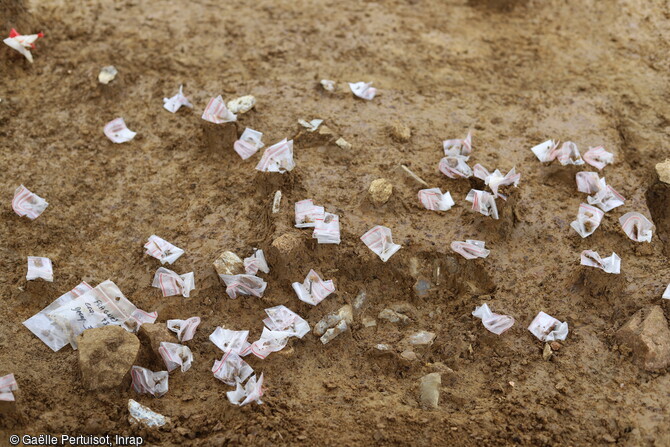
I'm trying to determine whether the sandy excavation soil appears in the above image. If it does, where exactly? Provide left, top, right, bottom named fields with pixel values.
left=2, top=0, right=670, bottom=445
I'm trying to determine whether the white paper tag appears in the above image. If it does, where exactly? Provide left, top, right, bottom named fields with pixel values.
left=443, top=132, right=472, bottom=156
left=473, top=165, right=520, bottom=200
left=43, top=280, right=139, bottom=350
left=202, top=95, right=237, bottom=123
left=360, top=225, right=401, bottom=262
left=234, top=128, right=264, bottom=160
left=144, top=235, right=184, bottom=265
left=465, top=189, right=499, bottom=219
left=580, top=250, right=621, bottom=274
left=131, top=366, right=168, bottom=397
left=3, top=29, right=42, bottom=63
left=313, top=212, right=341, bottom=244
left=583, top=146, right=613, bottom=170
left=227, top=373, right=264, bottom=406
left=575, top=172, right=602, bottom=194
left=531, top=139, right=559, bottom=162
left=0, top=374, right=18, bottom=401
left=292, top=270, right=335, bottom=305
left=210, top=327, right=251, bottom=354
left=298, top=119, right=323, bottom=132
left=219, top=274, right=267, bottom=299
left=159, top=342, right=193, bottom=372
left=243, top=249, right=270, bottom=275
left=528, top=312, right=568, bottom=342
left=451, top=240, right=490, bottom=259
left=26, top=256, right=53, bottom=282
left=262, top=305, right=310, bottom=338
left=23, top=282, right=93, bottom=351
left=13, top=184, right=48, bottom=220
left=255, top=139, right=295, bottom=173
left=439, top=155, right=472, bottom=178
left=295, top=199, right=325, bottom=228
left=163, top=85, right=193, bottom=113
left=212, top=351, right=254, bottom=386
left=587, top=184, right=625, bottom=212
left=167, top=317, right=201, bottom=342
left=570, top=203, right=603, bottom=238
left=418, top=188, right=454, bottom=211
left=349, top=82, right=376, bottom=100
left=152, top=268, right=195, bottom=298
left=104, top=118, right=136, bottom=143
left=619, top=212, right=653, bottom=242
left=472, top=303, right=515, bottom=335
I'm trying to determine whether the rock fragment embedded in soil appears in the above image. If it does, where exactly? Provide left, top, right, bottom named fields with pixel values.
left=655, top=159, right=670, bottom=184
left=128, top=399, right=169, bottom=427
left=616, top=305, right=670, bottom=371
left=369, top=178, right=393, bottom=205
left=320, top=79, right=335, bottom=92
left=404, top=331, right=436, bottom=346
left=213, top=251, right=244, bottom=277
left=98, top=65, right=117, bottom=84
left=419, top=373, right=441, bottom=409
left=335, top=137, right=352, bottom=149
left=378, top=308, right=410, bottom=324
left=542, top=343, right=553, bottom=361
left=0, top=373, right=18, bottom=401
left=78, top=326, right=140, bottom=390
left=389, top=121, right=411, bottom=142
left=314, top=305, right=353, bottom=336
left=320, top=320, right=348, bottom=344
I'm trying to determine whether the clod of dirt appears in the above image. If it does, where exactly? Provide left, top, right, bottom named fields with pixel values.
left=202, top=122, right=238, bottom=154
left=139, top=323, right=175, bottom=358
left=389, top=121, right=411, bottom=142
left=616, top=305, right=670, bottom=371
left=655, top=159, right=670, bottom=184
left=400, top=350, right=418, bottom=361
left=0, top=399, right=22, bottom=429
left=295, top=123, right=336, bottom=146
left=78, top=326, right=140, bottom=390
left=419, top=373, right=441, bottom=409
left=378, top=308, right=410, bottom=324
left=227, top=95, right=256, bottom=114
left=213, top=251, right=244, bottom=276
left=369, top=178, right=393, bottom=205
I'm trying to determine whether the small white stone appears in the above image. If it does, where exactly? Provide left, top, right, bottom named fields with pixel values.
left=98, top=66, right=118, bottom=85
left=227, top=95, right=256, bottom=114
left=335, top=137, right=352, bottom=150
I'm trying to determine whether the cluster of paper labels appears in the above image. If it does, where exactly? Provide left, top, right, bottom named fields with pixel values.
left=0, top=28, right=664, bottom=427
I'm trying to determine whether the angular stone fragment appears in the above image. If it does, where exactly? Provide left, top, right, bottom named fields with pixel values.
left=78, top=326, right=140, bottom=390
left=616, top=305, right=670, bottom=371
left=419, top=373, right=441, bottom=409
left=378, top=308, right=410, bottom=324
left=139, top=323, right=175, bottom=358
left=655, top=159, right=670, bottom=184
